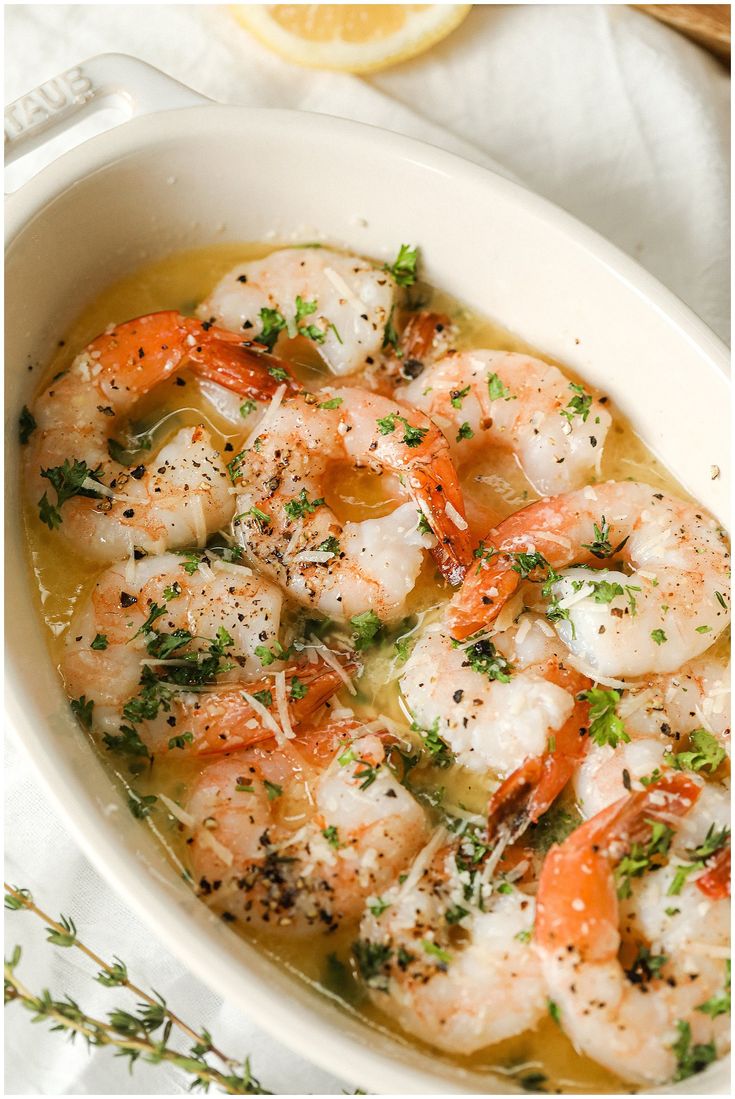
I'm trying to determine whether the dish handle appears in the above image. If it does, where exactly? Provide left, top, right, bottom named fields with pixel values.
left=4, top=52, right=210, bottom=182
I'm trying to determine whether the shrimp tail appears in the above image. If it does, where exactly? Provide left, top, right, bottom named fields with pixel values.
left=696, top=841, right=731, bottom=900
left=409, top=462, right=473, bottom=585
left=486, top=756, right=545, bottom=845
left=178, top=657, right=357, bottom=755
left=487, top=700, right=590, bottom=845
left=536, top=772, right=702, bottom=957
left=189, top=330, right=302, bottom=399
left=448, top=552, right=520, bottom=639
left=399, top=311, right=451, bottom=365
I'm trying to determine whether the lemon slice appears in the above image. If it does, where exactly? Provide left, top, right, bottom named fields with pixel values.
left=232, top=4, right=472, bottom=73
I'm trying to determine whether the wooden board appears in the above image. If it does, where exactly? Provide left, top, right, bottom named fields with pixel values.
left=635, top=4, right=730, bottom=61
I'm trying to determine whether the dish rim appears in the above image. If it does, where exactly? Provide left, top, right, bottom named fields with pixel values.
left=5, top=102, right=731, bottom=1095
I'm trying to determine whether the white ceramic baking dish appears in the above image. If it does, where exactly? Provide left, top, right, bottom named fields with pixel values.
left=5, top=54, right=730, bottom=1094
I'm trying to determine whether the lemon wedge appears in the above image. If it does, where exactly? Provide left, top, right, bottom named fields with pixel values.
left=232, top=4, right=471, bottom=73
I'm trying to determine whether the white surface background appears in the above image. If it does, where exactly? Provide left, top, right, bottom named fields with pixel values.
left=4, top=2, right=731, bottom=1095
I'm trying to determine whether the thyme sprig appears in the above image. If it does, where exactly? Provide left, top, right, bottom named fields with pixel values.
left=3, top=883, right=270, bottom=1094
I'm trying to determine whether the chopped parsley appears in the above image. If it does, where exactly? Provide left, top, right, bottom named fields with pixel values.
left=416, top=510, right=432, bottom=535
left=560, top=382, right=593, bottom=425
left=382, top=307, right=400, bottom=354
left=547, top=999, right=562, bottom=1025
left=384, top=243, right=419, bottom=287
left=615, top=819, right=674, bottom=898
left=289, top=677, right=308, bottom=701
left=257, top=307, right=287, bottom=351
left=322, top=825, right=341, bottom=848
left=671, top=1020, right=717, bottom=1081
left=626, top=944, right=668, bottom=984
left=510, top=550, right=550, bottom=580
left=254, top=641, right=286, bottom=667
left=167, top=732, right=194, bottom=751
left=226, top=450, right=246, bottom=483
left=696, top=961, right=730, bottom=1018
left=317, top=535, right=340, bottom=555
left=70, top=695, right=94, bottom=730
left=263, top=780, right=283, bottom=801
left=368, top=897, right=391, bottom=918
left=176, top=551, right=203, bottom=576
left=290, top=294, right=325, bottom=340
left=283, top=488, right=324, bottom=521
left=252, top=689, right=273, bottom=708
left=445, top=904, right=469, bottom=925
left=581, top=516, right=629, bottom=560
left=238, top=505, right=271, bottom=530
left=352, top=940, right=392, bottom=987
left=38, top=459, right=105, bottom=529
left=375, top=411, right=428, bottom=448
left=412, top=718, right=455, bottom=768
left=128, top=792, right=157, bottom=820
left=664, top=729, right=726, bottom=775
left=421, top=940, right=451, bottom=965
left=350, top=610, right=383, bottom=651
left=240, top=399, right=257, bottom=418
left=487, top=372, right=512, bottom=401
left=461, top=637, right=511, bottom=682
left=667, top=825, right=730, bottom=896
left=578, top=687, right=629, bottom=748
left=651, top=628, right=667, bottom=645
left=103, top=723, right=150, bottom=758
left=450, top=385, right=471, bottom=409
left=456, top=421, right=474, bottom=442
left=318, top=397, right=343, bottom=410
left=91, top=634, right=108, bottom=651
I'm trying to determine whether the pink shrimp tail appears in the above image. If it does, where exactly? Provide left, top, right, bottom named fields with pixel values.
left=696, top=842, right=731, bottom=900
left=535, top=772, right=702, bottom=958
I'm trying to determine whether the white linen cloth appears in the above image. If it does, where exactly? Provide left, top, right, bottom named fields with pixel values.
left=4, top=4, right=730, bottom=1095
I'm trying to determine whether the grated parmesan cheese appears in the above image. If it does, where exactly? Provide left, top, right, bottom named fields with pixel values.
left=198, top=827, right=234, bottom=867
left=158, top=793, right=195, bottom=829
left=275, top=670, right=295, bottom=741
left=444, top=501, right=468, bottom=531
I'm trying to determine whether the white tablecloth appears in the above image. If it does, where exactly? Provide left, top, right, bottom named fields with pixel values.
left=4, top=4, right=730, bottom=1095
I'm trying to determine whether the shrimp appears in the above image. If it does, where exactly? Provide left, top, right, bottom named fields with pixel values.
left=186, top=719, right=429, bottom=932
left=449, top=482, right=731, bottom=677
left=355, top=824, right=546, bottom=1054
left=575, top=656, right=730, bottom=819
left=400, top=612, right=590, bottom=828
left=198, top=247, right=396, bottom=376
left=535, top=772, right=730, bottom=1085
left=25, top=311, right=299, bottom=562
left=230, top=387, right=472, bottom=616
left=61, top=551, right=353, bottom=756
left=400, top=350, right=611, bottom=495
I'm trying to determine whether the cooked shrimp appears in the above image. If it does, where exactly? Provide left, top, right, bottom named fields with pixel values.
left=198, top=247, right=396, bottom=376
left=401, top=350, right=611, bottom=495
left=26, top=311, right=298, bottom=562
left=575, top=656, right=730, bottom=818
left=400, top=612, right=589, bottom=800
left=230, top=387, right=471, bottom=615
left=449, top=482, right=731, bottom=676
left=187, top=719, right=429, bottom=932
left=535, top=772, right=730, bottom=1085
left=61, top=551, right=352, bottom=756
left=355, top=825, right=546, bottom=1054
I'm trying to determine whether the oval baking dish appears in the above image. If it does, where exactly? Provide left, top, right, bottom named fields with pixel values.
left=5, top=54, right=729, bottom=1094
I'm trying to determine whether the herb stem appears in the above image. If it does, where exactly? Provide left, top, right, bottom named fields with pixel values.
left=3, top=882, right=237, bottom=1075
left=4, top=962, right=265, bottom=1094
